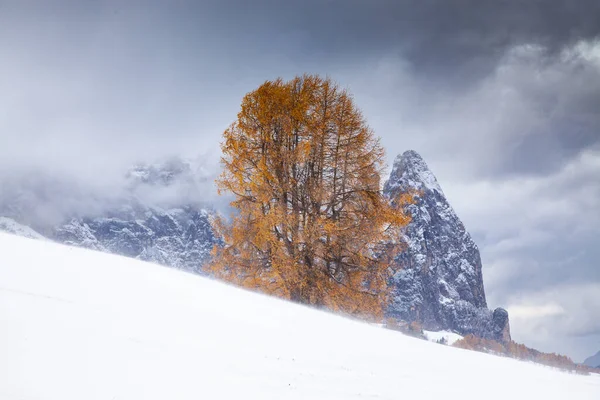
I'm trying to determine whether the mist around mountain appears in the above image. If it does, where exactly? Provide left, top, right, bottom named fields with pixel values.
left=0, top=156, right=221, bottom=274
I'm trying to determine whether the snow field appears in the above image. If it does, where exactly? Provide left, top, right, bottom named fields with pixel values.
left=0, top=232, right=598, bottom=399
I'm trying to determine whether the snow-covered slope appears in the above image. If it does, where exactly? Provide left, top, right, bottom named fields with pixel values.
left=384, top=150, right=510, bottom=341
left=1, top=232, right=598, bottom=399
left=423, top=329, right=464, bottom=346
left=0, top=216, right=46, bottom=240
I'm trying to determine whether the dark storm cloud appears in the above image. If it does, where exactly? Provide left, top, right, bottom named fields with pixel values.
left=174, top=0, right=600, bottom=178
left=443, top=144, right=600, bottom=359
left=198, top=0, right=600, bottom=81
left=341, top=42, right=600, bottom=180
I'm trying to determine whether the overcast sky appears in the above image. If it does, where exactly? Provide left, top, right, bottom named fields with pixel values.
left=1, top=0, right=599, bottom=361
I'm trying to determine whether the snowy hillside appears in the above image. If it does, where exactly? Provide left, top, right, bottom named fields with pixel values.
left=0, top=216, right=46, bottom=240
left=0, top=233, right=598, bottom=399
left=423, top=329, right=464, bottom=346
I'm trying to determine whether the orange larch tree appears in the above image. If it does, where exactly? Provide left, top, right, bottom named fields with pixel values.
left=206, top=74, right=410, bottom=320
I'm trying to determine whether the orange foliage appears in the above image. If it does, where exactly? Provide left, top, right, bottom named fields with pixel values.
left=206, top=75, right=411, bottom=320
left=453, top=334, right=505, bottom=354
left=453, top=335, right=587, bottom=374
left=504, top=341, right=579, bottom=371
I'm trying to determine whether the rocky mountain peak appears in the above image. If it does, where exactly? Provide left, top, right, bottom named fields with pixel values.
left=385, top=150, right=444, bottom=196
left=384, top=150, right=510, bottom=342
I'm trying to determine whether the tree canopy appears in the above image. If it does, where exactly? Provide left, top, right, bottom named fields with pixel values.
left=207, top=74, right=410, bottom=319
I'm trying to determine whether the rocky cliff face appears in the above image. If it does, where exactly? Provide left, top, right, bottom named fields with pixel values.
left=54, top=205, right=216, bottom=274
left=384, top=150, right=510, bottom=342
left=53, top=160, right=218, bottom=274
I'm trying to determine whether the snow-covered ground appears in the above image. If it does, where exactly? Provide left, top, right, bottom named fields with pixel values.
left=0, top=216, right=45, bottom=240
left=0, top=232, right=598, bottom=399
left=423, top=329, right=464, bottom=346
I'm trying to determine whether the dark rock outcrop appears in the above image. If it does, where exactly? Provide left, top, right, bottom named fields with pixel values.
left=55, top=205, right=216, bottom=274
left=384, top=150, right=510, bottom=342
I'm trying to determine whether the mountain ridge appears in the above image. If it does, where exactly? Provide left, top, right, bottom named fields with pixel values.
left=584, top=351, right=600, bottom=368
left=0, top=158, right=218, bottom=274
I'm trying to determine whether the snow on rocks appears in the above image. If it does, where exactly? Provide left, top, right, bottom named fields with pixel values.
left=384, top=150, right=510, bottom=341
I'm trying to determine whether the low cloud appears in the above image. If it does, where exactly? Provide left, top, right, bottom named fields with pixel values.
left=0, top=154, right=222, bottom=232
left=506, top=284, right=600, bottom=361
left=509, top=303, right=566, bottom=319
left=345, top=40, right=600, bottom=181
